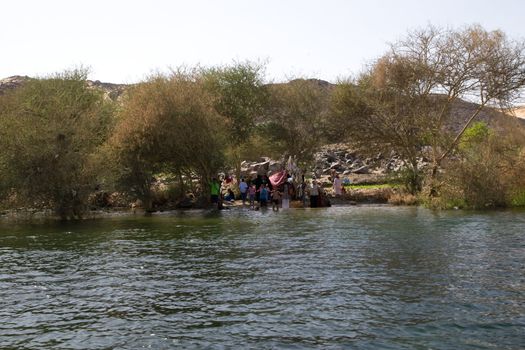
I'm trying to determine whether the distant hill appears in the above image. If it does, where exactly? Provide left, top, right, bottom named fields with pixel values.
left=1, top=75, right=524, bottom=136
left=0, top=75, right=29, bottom=94
left=448, top=99, right=525, bottom=135
left=0, top=75, right=128, bottom=101
left=512, top=106, right=525, bottom=119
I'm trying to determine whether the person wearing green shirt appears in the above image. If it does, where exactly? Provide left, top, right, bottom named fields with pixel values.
left=210, top=177, right=221, bottom=206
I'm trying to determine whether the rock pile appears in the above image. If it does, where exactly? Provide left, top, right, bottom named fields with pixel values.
left=236, top=144, right=431, bottom=186
left=313, top=144, right=430, bottom=178
left=240, top=157, right=284, bottom=177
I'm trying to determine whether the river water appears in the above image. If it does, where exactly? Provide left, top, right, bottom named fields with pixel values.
left=0, top=206, right=524, bottom=349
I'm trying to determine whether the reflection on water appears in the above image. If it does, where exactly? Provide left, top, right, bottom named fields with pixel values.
left=0, top=206, right=524, bottom=349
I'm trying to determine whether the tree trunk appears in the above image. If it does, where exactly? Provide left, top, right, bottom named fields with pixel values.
left=428, top=103, right=485, bottom=197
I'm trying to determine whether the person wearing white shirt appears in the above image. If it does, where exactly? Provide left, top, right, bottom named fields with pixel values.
left=309, top=181, right=319, bottom=208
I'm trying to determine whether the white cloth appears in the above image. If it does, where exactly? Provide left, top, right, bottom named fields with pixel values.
left=310, top=183, right=319, bottom=196
left=282, top=184, right=290, bottom=199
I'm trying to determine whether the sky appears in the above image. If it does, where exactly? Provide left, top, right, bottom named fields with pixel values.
left=2, top=0, right=525, bottom=84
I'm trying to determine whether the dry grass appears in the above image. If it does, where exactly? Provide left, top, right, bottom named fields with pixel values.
left=388, top=191, right=418, bottom=205
left=344, top=188, right=394, bottom=203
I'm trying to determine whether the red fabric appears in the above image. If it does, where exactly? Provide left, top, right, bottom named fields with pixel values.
left=269, top=170, right=287, bottom=187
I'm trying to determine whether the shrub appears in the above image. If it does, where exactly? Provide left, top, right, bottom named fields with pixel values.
left=0, top=69, right=114, bottom=219
left=435, top=123, right=525, bottom=209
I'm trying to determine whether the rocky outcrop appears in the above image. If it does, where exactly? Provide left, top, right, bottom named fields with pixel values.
left=86, top=80, right=128, bottom=101
left=0, top=75, right=128, bottom=101
left=448, top=99, right=525, bottom=133
left=240, top=157, right=283, bottom=177
left=312, top=144, right=429, bottom=179
left=0, top=75, right=30, bottom=94
left=237, top=144, right=430, bottom=186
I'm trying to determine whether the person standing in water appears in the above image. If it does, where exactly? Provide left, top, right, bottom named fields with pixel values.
left=271, top=187, right=281, bottom=211
left=210, top=177, right=221, bottom=208
left=248, top=184, right=256, bottom=209
left=259, top=184, right=269, bottom=208
left=333, top=174, right=342, bottom=197
left=239, top=178, right=248, bottom=206
left=309, top=180, right=319, bottom=208
left=282, top=181, right=290, bottom=209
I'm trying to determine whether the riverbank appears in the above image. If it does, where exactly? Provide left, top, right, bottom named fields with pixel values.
left=1, top=187, right=411, bottom=222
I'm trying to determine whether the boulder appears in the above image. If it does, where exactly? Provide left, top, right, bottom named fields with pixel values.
left=353, top=165, right=370, bottom=174
left=269, top=160, right=282, bottom=173
left=330, top=162, right=344, bottom=171
left=252, top=161, right=269, bottom=173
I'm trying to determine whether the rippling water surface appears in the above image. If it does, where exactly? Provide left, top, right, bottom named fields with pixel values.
left=0, top=206, right=524, bottom=349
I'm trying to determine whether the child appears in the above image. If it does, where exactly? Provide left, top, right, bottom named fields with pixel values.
left=224, top=188, right=235, bottom=202
left=248, top=184, right=256, bottom=209
left=239, top=178, right=248, bottom=205
left=259, top=184, right=269, bottom=208
left=271, top=188, right=281, bottom=211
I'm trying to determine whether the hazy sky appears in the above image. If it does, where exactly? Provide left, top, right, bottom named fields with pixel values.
left=2, top=0, right=524, bottom=83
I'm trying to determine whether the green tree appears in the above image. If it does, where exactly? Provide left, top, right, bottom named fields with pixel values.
left=201, top=62, right=267, bottom=178
left=333, top=25, right=525, bottom=194
left=262, top=79, right=330, bottom=166
left=437, top=122, right=525, bottom=208
left=104, top=72, right=226, bottom=210
left=0, top=69, right=114, bottom=218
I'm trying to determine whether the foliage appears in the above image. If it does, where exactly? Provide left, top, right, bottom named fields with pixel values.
left=509, top=190, right=525, bottom=207
left=262, top=79, right=330, bottom=166
left=0, top=69, right=114, bottom=218
left=459, top=121, right=491, bottom=150
left=200, top=61, right=267, bottom=145
left=102, top=72, right=227, bottom=210
left=431, top=123, right=525, bottom=209
left=200, top=62, right=268, bottom=182
left=333, top=24, right=525, bottom=194
left=332, top=77, right=428, bottom=193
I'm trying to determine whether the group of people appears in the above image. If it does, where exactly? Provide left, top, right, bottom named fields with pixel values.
left=210, top=172, right=344, bottom=210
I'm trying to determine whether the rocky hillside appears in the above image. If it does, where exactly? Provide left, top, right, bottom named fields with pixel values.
left=2, top=75, right=524, bottom=133
left=512, top=106, right=525, bottom=119
left=0, top=75, right=28, bottom=94
left=448, top=99, right=525, bottom=133
left=0, top=75, right=128, bottom=101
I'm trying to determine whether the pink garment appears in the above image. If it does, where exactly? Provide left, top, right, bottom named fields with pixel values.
left=269, top=170, right=287, bottom=187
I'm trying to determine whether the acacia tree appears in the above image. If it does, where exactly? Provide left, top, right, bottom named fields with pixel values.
left=200, top=62, right=267, bottom=178
left=104, top=72, right=226, bottom=210
left=262, top=79, right=330, bottom=166
left=333, top=24, right=525, bottom=194
left=0, top=69, right=114, bottom=218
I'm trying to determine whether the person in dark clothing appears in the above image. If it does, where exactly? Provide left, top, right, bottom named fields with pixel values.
left=309, top=180, right=319, bottom=208
left=224, top=188, right=235, bottom=202
left=262, top=174, right=272, bottom=191
left=254, top=175, right=263, bottom=202
left=259, top=184, right=269, bottom=207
